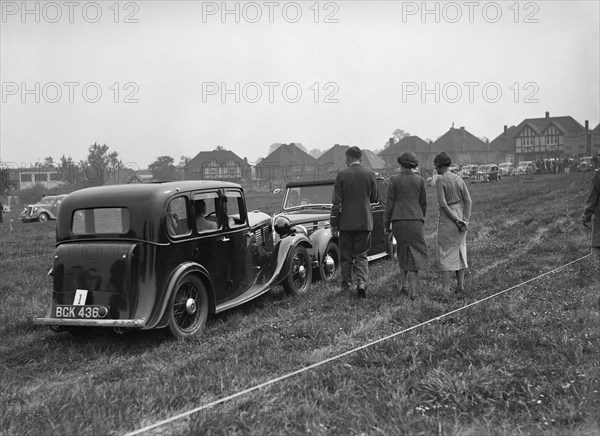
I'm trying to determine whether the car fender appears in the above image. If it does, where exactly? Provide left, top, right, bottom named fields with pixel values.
left=257, top=233, right=312, bottom=287
left=149, top=261, right=216, bottom=329
left=275, top=233, right=313, bottom=284
left=309, top=228, right=334, bottom=264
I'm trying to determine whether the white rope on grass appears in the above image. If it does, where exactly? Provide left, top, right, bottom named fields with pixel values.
left=123, top=253, right=593, bottom=436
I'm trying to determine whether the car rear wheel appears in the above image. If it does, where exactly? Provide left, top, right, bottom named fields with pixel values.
left=38, top=213, right=49, bottom=223
left=317, top=241, right=339, bottom=282
left=167, top=274, right=208, bottom=339
left=283, top=245, right=312, bottom=296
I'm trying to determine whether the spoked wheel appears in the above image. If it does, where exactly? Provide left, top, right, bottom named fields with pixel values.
left=167, top=274, right=208, bottom=339
left=283, top=245, right=312, bottom=296
left=38, top=213, right=49, bottom=223
left=317, top=241, right=339, bottom=282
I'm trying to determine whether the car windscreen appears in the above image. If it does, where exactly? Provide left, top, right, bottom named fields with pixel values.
left=72, top=208, right=130, bottom=234
left=284, top=185, right=333, bottom=209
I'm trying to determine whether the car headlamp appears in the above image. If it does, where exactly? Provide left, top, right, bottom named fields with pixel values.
left=273, top=215, right=292, bottom=237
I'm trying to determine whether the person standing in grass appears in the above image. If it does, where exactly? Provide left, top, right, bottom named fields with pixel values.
left=581, top=168, right=600, bottom=300
left=384, top=151, right=428, bottom=300
left=330, top=146, right=379, bottom=298
left=433, top=152, right=472, bottom=293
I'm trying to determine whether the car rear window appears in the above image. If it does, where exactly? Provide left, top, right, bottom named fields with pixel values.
left=72, top=208, right=130, bottom=234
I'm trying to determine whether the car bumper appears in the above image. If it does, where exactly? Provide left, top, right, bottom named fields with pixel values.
left=33, top=317, right=147, bottom=328
left=21, top=216, right=38, bottom=222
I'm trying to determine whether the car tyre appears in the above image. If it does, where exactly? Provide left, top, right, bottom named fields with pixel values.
left=167, top=274, right=208, bottom=339
left=317, top=241, right=339, bottom=282
left=38, top=213, right=49, bottom=223
left=283, top=245, right=312, bottom=296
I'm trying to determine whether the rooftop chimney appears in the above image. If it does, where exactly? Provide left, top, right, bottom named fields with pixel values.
left=545, top=111, right=549, bottom=118
left=585, top=120, right=589, bottom=131
left=504, top=125, right=508, bottom=135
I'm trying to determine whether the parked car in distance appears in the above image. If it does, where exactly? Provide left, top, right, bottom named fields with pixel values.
left=34, top=181, right=313, bottom=338
left=449, top=165, right=460, bottom=175
left=578, top=156, right=594, bottom=171
left=20, top=194, right=68, bottom=223
left=459, top=164, right=479, bottom=179
left=473, top=164, right=500, bottom=182
left=275, top=177, right=395, bottom=282
left=498, top=162, right=515, bottom=176
left=516, top=161, right=537, bottom=175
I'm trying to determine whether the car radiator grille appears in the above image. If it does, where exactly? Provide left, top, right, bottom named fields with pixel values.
left=254, top=224, right=273, bottom=247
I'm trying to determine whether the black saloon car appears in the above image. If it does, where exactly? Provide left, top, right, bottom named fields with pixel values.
left=34, top=181, right=313, bottom=338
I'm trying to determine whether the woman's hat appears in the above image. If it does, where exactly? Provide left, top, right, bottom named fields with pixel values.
left=434, top=152, right=452, bottom=167
left=397, top=151, right=419, bottom=168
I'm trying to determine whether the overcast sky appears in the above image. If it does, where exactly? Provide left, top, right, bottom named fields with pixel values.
left=1, top=0, right=599, bottom=169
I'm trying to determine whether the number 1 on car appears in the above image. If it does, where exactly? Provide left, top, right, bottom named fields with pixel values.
left=73, top=289, right=88, bottom=306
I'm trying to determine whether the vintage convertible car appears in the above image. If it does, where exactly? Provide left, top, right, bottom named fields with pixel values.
left=20, top=194, right=68, bottom=223
left=33, top=181, right=312, bottom=338
left=274, top=177, right=394, bottom=282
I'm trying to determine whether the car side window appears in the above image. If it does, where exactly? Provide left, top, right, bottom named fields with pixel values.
left=222, top=190, right=246, bottom=228
left=167, top=197, right=190, bottom=237
left=193, top=192, right=220, bottom=233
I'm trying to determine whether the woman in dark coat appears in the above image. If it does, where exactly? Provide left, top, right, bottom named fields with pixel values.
left=434, top=152, right=472, bottom=293
left=384, top=151, right=427, bottom=299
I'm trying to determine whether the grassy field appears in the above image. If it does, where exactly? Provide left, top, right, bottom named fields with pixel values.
left=1, top=172, right=599, bottom=436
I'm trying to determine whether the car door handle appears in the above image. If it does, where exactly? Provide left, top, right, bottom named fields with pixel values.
left=217, top=237, right=230, bottom=242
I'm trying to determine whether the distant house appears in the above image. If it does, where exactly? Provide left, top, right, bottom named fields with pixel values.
left=490, top=112, right=591, bottom=162
left=254, top=143, right=316, bottom=187
left=14, top=165, right=65, bottom=191
left=489, top=125, right=520, bottom=164
left=378, top=136, right=433, bottom=174
left=317, top=144, right=386, bottom=178
left=103, top=168, right=154, bottom=185
left=592, top=123, right=600, bottom=156
left=185, top=149, right=249, bottom=182
left=432, top=126, right=489, bottom=166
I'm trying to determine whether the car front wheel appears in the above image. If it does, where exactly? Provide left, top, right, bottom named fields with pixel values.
left=167, top=274, right=208, bottom=339
left=38, top=213, right=49, bottom=223
left=283, top=245, right=312, bottom=296
left=317, top=241, right=339, bottom=282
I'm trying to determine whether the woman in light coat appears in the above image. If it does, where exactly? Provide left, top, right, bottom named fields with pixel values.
left=433, top=152, right=472, bottom=293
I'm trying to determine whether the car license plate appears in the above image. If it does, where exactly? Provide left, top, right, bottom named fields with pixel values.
left=55, top=305, right=109, bottom=319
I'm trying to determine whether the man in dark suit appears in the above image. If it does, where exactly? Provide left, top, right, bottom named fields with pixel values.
left=330, top=146, right=379, bottom=298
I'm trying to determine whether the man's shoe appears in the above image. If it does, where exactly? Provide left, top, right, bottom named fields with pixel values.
left=357, top=285, right=366, bottom=299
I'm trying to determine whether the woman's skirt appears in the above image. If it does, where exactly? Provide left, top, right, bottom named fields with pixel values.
left=392, top=220, right=428, bottom=271
left=437, top=203, right=468, bottom=271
